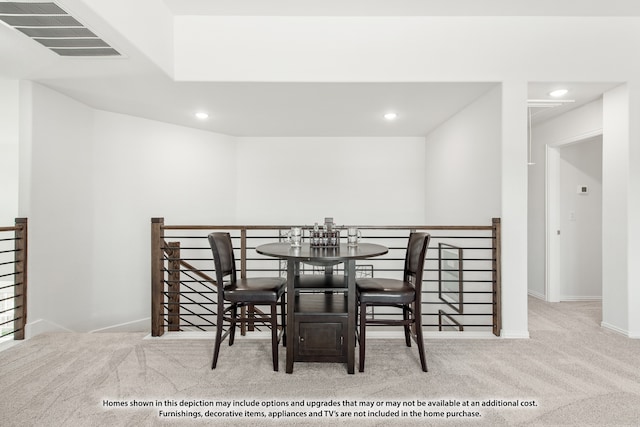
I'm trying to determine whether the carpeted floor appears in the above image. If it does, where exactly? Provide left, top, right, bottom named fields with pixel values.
left=1, top=297, right=639, bottom=426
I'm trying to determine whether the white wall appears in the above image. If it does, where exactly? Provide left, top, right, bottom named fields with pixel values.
left=20, top=82, right=237, bottom=333
left=500, top=81, right=530, bottom=338
left=20, top=82, right=95, bottom=333
left=90, top=111, right=237, bottom=331
left=0, top=79, right=19, bottom=225
left=174, top=17, right=640, bottom=82
left=559, top=137, right=602, bottom=300
left=424, top=86, right=501, bottom=225
left=628, top=82, right=640, bottom=339
left=602, top=85, right=630, bottom=335
left=528, top=100, right=603, bottom=298
left=235, top=137, right=425, bottom=225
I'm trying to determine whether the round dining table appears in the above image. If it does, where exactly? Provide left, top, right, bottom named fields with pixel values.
left=256, top=242, right=388, bottom=373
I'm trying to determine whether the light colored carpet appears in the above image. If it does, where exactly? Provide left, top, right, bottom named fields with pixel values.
left=1, top=297, right=639, bottom=426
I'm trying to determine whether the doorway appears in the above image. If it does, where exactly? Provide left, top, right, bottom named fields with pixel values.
left=546, top=133, right=603, bottom=302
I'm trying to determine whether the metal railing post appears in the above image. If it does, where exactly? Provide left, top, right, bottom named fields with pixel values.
left=492, top=217, right=502, bottom=337
left=240, top=228, right=251, bottom=334
left=14, top=218, right=27, bottom=340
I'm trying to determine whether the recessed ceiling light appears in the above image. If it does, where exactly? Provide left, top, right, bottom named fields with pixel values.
left=384, top=112, right=398, bottom=120
left=549, top=89, right=568, bottom=97
left=195, top=112, right=209, bottom=120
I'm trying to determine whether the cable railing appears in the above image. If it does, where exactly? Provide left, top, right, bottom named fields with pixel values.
left=0, top=218, right=28, bottom=341
left=151, top=218, right=501, bottom=337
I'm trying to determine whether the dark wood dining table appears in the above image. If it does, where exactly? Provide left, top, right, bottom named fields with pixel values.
left=256, top=242, right=388, bottom=373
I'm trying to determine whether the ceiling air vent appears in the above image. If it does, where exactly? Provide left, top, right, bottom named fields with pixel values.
left=0, top=1, right=120, bottom=57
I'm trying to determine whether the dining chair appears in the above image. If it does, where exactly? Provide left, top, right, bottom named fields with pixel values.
left=208, top=232, right=286, bottom=371
left=356, top=232, right=430, bottom=372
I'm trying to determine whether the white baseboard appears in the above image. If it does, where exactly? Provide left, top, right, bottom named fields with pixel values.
left=89, top=317, right=150, bottom=333
left=25, top=317, right=150, bottom=337
left=0, top=338, right=21, bottom=353
left=26, top=318, right=74, bottom=337
left=527, top=290, right=546, bottom=300
left=601, top=321, right=629, bottom=337
left=560, top=296, right=602, bottom=301
left=527, top=291, right=603, bottom=303
left=499, top=330, right=530, bottom=339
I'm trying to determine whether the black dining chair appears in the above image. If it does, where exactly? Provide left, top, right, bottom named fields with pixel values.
left=208, top=232, right=286, bottom=371
left=356, top=232, right=430, bottom=372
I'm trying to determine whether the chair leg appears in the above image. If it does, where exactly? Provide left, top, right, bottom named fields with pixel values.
left=414, top=303, right=428, bottom=372
left=415, top=327, right=428, bottom=372
left=229, top=304, right=237, bottom=346
left=280, top=296, right=287, bottom=347
left=403, top=305, right=412, bottom=347
left=359, top=302, right=367, bottom=372
left=212, top=307, right=224, bottom=369
left=271, top=303, right=279, bottom=371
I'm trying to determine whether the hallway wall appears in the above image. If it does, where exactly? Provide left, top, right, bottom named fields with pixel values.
left=559, top=137, right=603, bottom=300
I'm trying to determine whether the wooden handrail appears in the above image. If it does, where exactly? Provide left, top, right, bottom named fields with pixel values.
left=178, top=258, right=215, bottom=284
left=162, top=224, right=495, bottom=231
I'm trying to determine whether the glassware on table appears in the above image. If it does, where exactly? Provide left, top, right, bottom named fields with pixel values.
left=288, top=227, right=302, bottom=247
left=312, top=223, right=320, bottom=246
left=347, top=227, right=362, bottom=247
left=329, top=230, right=338, bottom=246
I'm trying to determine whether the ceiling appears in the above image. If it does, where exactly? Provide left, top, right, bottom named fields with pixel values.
left=163, top=0, right=640, bottom=17
left=0, top=1, right=627, bottom=137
